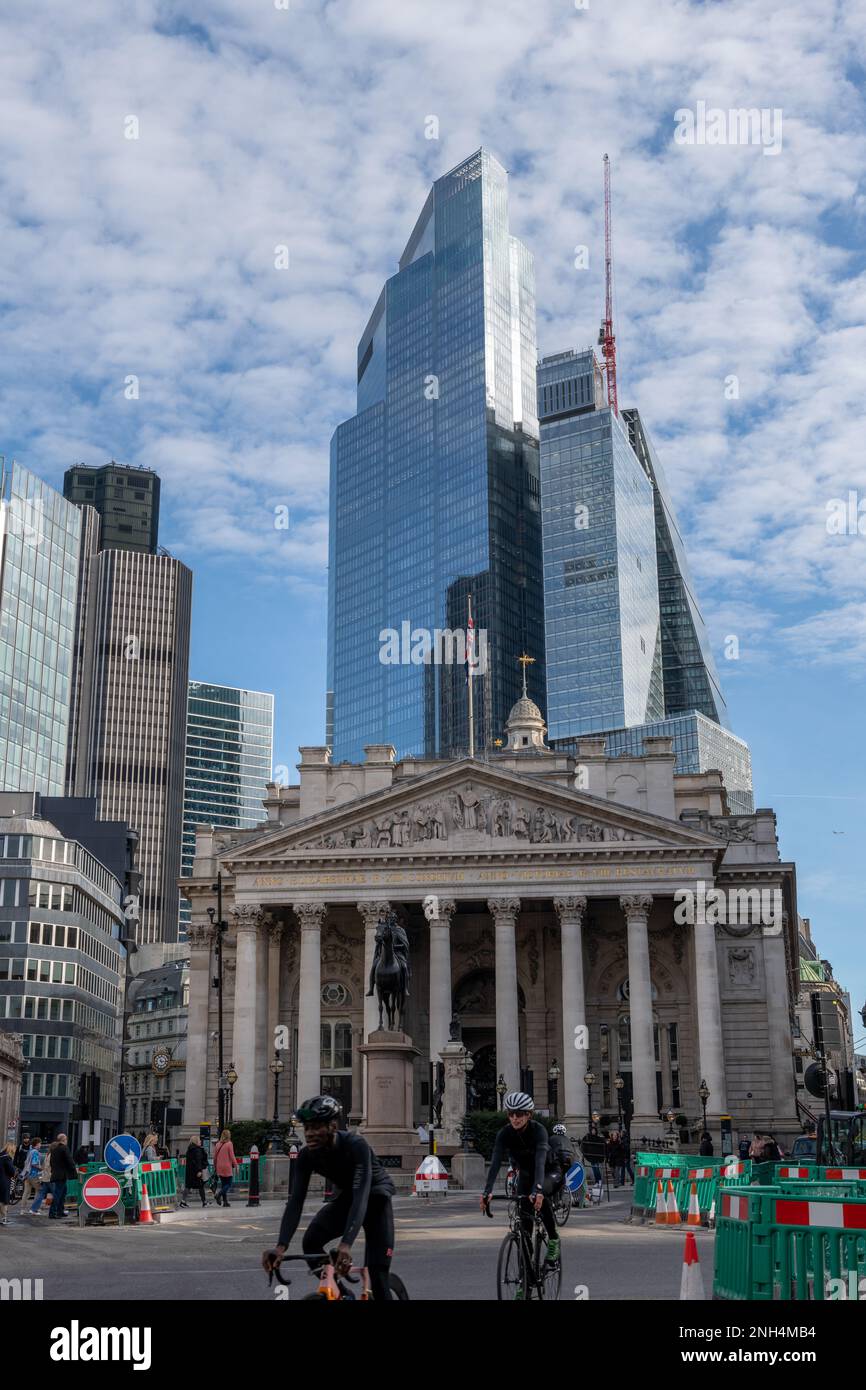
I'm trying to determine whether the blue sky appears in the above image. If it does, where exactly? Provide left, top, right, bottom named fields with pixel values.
left=1, top=0, right=864, bottom=1029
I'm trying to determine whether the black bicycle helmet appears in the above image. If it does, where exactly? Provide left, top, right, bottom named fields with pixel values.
left=295, top=1095, right=342, bottom=1124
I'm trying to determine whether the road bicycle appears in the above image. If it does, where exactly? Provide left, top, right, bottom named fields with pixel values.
left=267, top=1250, right=410, bottom=1301
left=483, top=1196, right=562, bottom=1301
left=551, top=1180, right=572, bottom=1227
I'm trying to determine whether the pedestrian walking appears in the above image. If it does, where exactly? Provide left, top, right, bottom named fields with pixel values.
left=0, top=1143, right=16, bottom=1225
left=737, top=1133, right=751, bottom=1160
left=29, top=1144, right=54, bottom=1215
left=748, top=1132, right=764, bottom=1160
left=22, top=1139, right=44, bottom=1205
left=142, top=1132, right=159, bottom=1162
left=13, top=1135, right=32, bottom=1171
left=184, top=1137, right=210, bottom=1209
left=48, top=1133, right=78, bottom=1220
left=213, top=1130, right=239, bottom=1207
left=608, top=1130, right=626, bottom=1186
left=699, top=1131, right=714, bottom=1157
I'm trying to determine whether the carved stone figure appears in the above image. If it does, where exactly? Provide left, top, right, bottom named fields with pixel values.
left=512, top=804, right=530, bottom=839
left=728, top=947, right=756, bottom=985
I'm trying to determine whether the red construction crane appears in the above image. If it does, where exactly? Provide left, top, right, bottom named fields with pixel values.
left=598, top=152, right=618, bottom=416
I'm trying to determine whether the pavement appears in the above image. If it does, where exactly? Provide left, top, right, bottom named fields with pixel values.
left=0, top=1186, right=715, bottom=1301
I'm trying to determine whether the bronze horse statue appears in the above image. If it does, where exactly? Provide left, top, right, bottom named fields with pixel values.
left=371, top=914, right=409, bottom=1031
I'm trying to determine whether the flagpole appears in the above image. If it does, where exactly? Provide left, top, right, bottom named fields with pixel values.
left=467, top=594, right=475, bottom=759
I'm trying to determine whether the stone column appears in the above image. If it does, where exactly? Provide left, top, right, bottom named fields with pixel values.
left=693, top=916, right=728, bottom=1119
left=356, top=900, right=390, bottom=1121
left=762, top=916, right=798, bottom=1125
left=488, top=897, right=521, bottom=1092
left=294, top=902, right=326, bottom=1104
left=554, top=895, right=588, bottom=1124
left=183, top=923, right=214, bottom=1129
left=267, top=921, right=285, bottom=1053
left=427, top=897, right=456, bottom=1063
left=620, top=895, right=657, bottom=1127
left=231, top=905, right=262, bottom=1120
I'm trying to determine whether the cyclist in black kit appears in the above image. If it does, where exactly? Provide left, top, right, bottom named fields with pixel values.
left=480, top=1091, right=560, bottom=1265
left=261, top=1096, right=396, bottom=1300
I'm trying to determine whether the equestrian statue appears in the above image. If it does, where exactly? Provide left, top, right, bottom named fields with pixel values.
left=366, top=909, right=411, bottom=1031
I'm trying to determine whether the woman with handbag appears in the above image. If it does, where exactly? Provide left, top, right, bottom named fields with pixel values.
left=185, top=1138, right=210, bottom=1209
left=213, top=1130, right=239, bottom=1208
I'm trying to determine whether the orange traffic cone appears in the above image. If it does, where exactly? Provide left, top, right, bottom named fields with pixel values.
left=665, top=1179, right=680, bottom=1225
left=686, top=1181, right=702, bottom=1227
left=138, top=1177, right=155, bottom=1225
left=679, top=1231, right=706, bottom=1300
left=653, top=1179, right=666, bottom=1224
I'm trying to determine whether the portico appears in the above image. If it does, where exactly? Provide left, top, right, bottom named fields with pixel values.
left=182, top=736, right=800, bottom=1151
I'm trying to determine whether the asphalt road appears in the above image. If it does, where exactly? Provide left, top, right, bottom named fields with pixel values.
left=1, top=1187, right=713, bottom=1301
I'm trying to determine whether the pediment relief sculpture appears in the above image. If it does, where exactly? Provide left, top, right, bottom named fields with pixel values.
left=296, top=782, right=641, bottom=850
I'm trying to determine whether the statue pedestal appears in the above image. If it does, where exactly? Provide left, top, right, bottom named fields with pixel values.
left=359, top=1029, right=421, bottom=1162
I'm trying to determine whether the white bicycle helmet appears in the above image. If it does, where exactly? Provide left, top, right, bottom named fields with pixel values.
left=504, top=1091, right=534, bottom=1112
left=552, top=1123, right=568, bottom=1136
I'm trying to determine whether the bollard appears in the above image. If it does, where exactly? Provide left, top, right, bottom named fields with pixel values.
left=288, top=1140, right=299, bottom=1197
left=247, top=1145, right=260, bottom=1208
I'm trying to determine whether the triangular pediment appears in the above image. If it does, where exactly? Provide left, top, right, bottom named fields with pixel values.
left=224, top=759, right=723, bottom=866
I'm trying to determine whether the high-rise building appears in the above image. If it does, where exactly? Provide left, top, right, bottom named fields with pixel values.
left=63, top=462, right=160, bottom=555
left=67, top=549, right=192, bottom=945
left=327, top=149, right=545, bottom=762
left=0, top=463, right=84, bottom=796
left=538, top=349, right=752, bottom=810
left=538, top=351, right=664, bottom=739
left=178, top=681, right=274, bottom=939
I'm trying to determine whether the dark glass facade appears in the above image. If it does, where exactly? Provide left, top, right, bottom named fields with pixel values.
left=327, top=150, right=545, bottom=761
left=64, top=462, right=160, bottom=555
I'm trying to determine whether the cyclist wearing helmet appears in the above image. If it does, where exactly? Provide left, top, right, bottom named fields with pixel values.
left=548, top=1123, right=574, bottom=1186
left=480, top=1091, right=560, bottom=1265
left=261, top=1096, right=396, bottom=1300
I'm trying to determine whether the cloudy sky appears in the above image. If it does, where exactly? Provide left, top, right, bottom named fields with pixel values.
left=2, top=0, right=864, bottom=1030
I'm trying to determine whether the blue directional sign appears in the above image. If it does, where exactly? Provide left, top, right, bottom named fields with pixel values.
left=565, top=1161, right=585, bottom=1193
left=104, top=1133, right=141, bottom=1173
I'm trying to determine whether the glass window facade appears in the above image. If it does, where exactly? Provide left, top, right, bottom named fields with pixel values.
left=179, top=682, right=274, bottom=937
left=63, top=463, right=160, bottom=555
left=539, top=371, right=663, bottom=740
left=0, top=463, right=82, bottom=794
left=327, top=149, right=545, bottom=761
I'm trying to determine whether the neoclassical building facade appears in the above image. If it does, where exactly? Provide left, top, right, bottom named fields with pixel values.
left=181, top=708, right=801, bottom=1146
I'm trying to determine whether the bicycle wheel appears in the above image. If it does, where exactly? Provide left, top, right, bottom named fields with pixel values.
left=387, top=1273, right=410, bottom=1301
left=496, top=1232, right=527, bottom=1301
left=553, top=1189, right=571, bottom=1227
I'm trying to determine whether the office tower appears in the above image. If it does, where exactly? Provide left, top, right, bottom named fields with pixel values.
left=178, top=681, right=274, bottom=939
left=538, top=351, right=664, bottom=739
left=621, top=409, right=728, bottom=726
left=68, top=549, right=192, bottom=945
left=0, top=462, right=84, bottom=796
left=327, top=149, right=545, bottom=762
left=0, top=790, right=136, bottom=1138
left=538, top=350, right=753, bottom=811
left=64, top=462, right=160, bottom=555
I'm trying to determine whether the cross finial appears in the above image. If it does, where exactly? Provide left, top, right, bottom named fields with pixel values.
left=518, top=652, right=535, bottom=698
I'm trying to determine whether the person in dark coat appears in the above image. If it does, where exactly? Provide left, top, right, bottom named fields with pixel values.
left=0, top=1143, right=16, bottom=1225
left=13, top=1136, right=32, bottom=1171
left=699, top=1131, right=714, bottom=1157
left=48, top=1134, right=78, bottom=1220
left=184, top=1139, right=210, bottom=1208
left=737, top=1134, right=751, bottom=1160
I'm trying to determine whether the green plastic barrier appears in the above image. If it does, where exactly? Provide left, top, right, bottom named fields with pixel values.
left=714, top=1185, right=866, bottom=1300
left=632, top=1153, right=748, bottom=1221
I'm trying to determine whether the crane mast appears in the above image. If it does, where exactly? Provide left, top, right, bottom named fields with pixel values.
left=599, top=152, right=618, bottom=416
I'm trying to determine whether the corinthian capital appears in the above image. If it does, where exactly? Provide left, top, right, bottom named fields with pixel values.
left=231, top=904, right=264, bottom=934
left=356, top=900, right=390, bottom=930
left=620, top=894, right=653, bottom=922
left=187, top=923, right=215, bottom=952
left=423, top=896, right=456, bottom=925
left=554, top=895, right=587, bottom=924
left=487, top=896, right=521, bottom=923
left=294, top=901, right=327, bottom=932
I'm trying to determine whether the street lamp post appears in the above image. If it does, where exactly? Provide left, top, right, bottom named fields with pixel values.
left=666, top=1108, right=675, bottom=1137
left=698, top=1079, right=710, bottom=1136
left=547, top=1059, right=561, bottom=1118
left=265, top=1052, right=285, bottom=1153
left=615, top=1074, right=624, bottom=1129
left=583, top=1070, right=596, bottom=1131
left=496, top=1075, right=507, bottom=1111
left=227, top=1065, right=238, bottom=1125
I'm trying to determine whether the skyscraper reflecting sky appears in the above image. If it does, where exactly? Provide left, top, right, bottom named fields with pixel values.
left=327, top=149, right=545, bottom=762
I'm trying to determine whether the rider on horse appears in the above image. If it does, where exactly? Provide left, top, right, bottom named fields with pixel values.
left=366, top=911, right=411, bottom=998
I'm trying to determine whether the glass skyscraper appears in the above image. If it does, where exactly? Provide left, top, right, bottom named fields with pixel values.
left=327, top=149, right=545, bottom=762
left=0, top=463, right=82, bottom=795
left=538, top=352, right=664, bottom=740
left=63, top=462, right=160, bottom=555
left=178, top=682, right=274, bottom=938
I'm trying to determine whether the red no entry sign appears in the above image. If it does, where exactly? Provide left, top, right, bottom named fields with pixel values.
left=82, top=1172, right=122, bottom=1211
